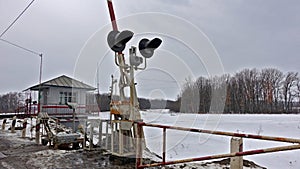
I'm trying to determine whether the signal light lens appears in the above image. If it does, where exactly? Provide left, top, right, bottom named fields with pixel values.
left=107, top=30, right=134, bottom=53
left=138, top=38, right=162, bottom=58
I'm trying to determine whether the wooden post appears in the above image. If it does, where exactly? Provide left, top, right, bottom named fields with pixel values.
left=98, top=120, right=103, bottom=147
left=72, top=108, right=75, bottom=133
left=2, top=119, right=6, bottom=130
left=105, top=120, right=109, bottom=149
left=136, top=122, right=143, bottom=169
left=119, top=127, right=123, bottom=155
left=22, top=118, right=28, bottom=138
left=89, top=123, right=94, bottom=150
left=111, top=122, right=114, bottom=153
left=230, top=137, right=243, bottom=169
left=83, top=120, right=87, bottom=149
left=35, top=119, right=40, bottom=144
left=30, top=117, right=33, bottom=139
left=11, top=116, right=16, bottom=133
left=162, top=128, right=167, bottom=164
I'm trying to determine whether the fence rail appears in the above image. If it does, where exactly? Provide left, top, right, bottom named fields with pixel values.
left=136, top=122, right=300, bottom=169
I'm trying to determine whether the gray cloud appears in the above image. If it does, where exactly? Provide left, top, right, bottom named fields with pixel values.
left=0, top=0, right=299, bottom=98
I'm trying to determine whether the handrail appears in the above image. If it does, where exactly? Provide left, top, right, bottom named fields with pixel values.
left=136, top=121, right=300, bottom=169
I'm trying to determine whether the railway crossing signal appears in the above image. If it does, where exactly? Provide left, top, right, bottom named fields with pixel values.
left=106, top=0, right=162, bottom=158
left=107, top=30, right=162, bottom=68
left=107, top=30, right=134, bottom=52
left=139, top=38, right=162, bottom=58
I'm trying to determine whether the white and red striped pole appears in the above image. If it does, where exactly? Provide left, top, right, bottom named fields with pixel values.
left=136, top=122, right=300, bottom=168
left=140, top=122, right=300, bottom=144
left=107, top=0, right=118, bottom=31
left=137, top=144, right=300, bottom=168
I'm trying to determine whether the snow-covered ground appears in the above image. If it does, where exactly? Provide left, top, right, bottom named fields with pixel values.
left=140, top=110, right=300, bottom=169
left=1, top=111, right=300, bottom=168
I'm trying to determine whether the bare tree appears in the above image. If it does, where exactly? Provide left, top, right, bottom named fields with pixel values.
left=240, top=69, right=259, bottom=113
left=0, top=92, right=23, bottom=113
left=260, top=68, right=284, bottom=113
left=209, top=74, right=228, bottom=113
left=297, top=79, right=300, bottom=110
left=270, top=68, right=284, bottom=112
left=180, top=77, right=199, bottom=113
left=195, top=76, right=208, bottom=113
left=282, top=72, right=298, bottom=112
left=177, top=68, right=298, bottom=114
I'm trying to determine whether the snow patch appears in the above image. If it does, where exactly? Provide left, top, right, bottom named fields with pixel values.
left=1, top=162, right=14, bottom=169
left=0, top=152, right=7, bottom=159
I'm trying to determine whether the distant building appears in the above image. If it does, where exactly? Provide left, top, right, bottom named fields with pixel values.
left=25, top=75, right=96, bottom=117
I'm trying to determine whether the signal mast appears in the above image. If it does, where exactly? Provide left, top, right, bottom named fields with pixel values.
left=106, top=0, right=162, bottom=157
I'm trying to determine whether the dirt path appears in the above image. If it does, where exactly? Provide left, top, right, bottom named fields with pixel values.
left=0, top=131, right=136, bottom=169
left=0, top=130, right=266, bottom=169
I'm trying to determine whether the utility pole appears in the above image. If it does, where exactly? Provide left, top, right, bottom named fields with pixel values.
left=38, top=53, right=43, bottom=114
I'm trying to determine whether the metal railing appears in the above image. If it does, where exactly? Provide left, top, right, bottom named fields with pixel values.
left=136, top=122, right=300, bottom=169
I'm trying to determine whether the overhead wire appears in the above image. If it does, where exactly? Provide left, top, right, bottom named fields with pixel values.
left=0, top=38, right=41, bottom=56
left=0, top=0, right=36, bottom=38
left=0, top=0, right=41, bottom=56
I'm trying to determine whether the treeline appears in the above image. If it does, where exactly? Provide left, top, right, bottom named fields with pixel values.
left=4, top=68, right=298, bottom=114
left=0, top=92, right=24, bottom=113
left=177, top=68, right=300, bottom=114
left=92, top=67, right=300, bottom=114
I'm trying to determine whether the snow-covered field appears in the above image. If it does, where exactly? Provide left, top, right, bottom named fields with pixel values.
left=140, top=110, right=300, bottom=169
left=1, top=111, right=300, bottom=168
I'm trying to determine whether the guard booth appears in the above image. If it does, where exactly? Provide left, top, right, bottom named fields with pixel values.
left=25, top=75, right=97, bottom=130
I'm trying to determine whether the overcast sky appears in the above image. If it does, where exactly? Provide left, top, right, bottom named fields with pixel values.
left=0, top=0, right=299, bottom=100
